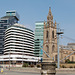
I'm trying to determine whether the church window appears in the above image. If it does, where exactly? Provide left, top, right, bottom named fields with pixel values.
left=46, top=45, right=49, bottom=53
left=52, top=31, right=54, bottom=39
left=52, top=45, right=55, bottom=52
left=46, top=31, right=49, bottom=39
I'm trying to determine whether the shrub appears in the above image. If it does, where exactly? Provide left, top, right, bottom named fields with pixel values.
left=30, top=64, right=34, bottom=67
left=61, top=65, right=66, bottom=68
left=69, top=66, right=73, bottom=68
left=37, top=64, right=41, bottom=68
left=55, top=65, right=57, bottom=68
left=74, top=66, right=75, bottom=68
left=68, top=61, right=75, bottom=63
left=22, top=63, right=29, bottom=67
left=65, top=59, right=70, bottom=63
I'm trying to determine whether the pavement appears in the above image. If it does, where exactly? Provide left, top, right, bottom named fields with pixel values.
left=0, top=70, right=40, bottom=75
left=0, top=70, right=75, bottom=75
left=9, top=67, right=75, bottom=73
left=0, top=67, right=75, bottom=75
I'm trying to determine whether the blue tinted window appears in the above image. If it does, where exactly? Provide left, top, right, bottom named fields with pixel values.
left=0, top=30, right=3, bottom=33
left=1, top=20, right=7, bottom=23
left=4, top=26, right=7, bottom=29
left=0, top=24, right=3, bottom=27
left=0, top=43, right=2, bottom=45
left=0, top=36, right=3, bottom=39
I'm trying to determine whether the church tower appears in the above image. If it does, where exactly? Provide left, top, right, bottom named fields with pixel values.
left=43, top=8, right=57, bottom=62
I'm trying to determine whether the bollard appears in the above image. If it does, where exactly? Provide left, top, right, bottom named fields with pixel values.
left=41, top=62, right=56, bottom=75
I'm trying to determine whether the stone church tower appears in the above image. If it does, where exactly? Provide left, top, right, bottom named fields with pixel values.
left=43, top=8, right=57, bottom=62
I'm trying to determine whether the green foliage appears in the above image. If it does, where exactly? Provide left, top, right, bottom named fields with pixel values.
left=22, top=63, right=29, bottom=67
left=55, top=64, right=57, bottom=68
left=69, top=66, right=73, bottom=68
left=65, top=59, right=75, bottom=63
left=37, top=64, right=41, bottom=68
left=65, top=59, right=70, bottom=63
left=61, top=65, right=66, bottom=68
left=30, top=64, right=34, bottom=67
left=68, top=61, right=75, bottom=63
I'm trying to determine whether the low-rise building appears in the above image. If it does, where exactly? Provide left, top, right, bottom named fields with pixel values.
left=60, top=43, right=75, bottom=63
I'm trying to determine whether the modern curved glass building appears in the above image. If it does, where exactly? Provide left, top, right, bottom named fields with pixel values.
left=0, top=23, right=38, bottom=65
left=4, top=23, right=34, bottom=56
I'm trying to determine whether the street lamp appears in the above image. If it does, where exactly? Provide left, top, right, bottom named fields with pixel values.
left=57, top=29, right=64, bottom=68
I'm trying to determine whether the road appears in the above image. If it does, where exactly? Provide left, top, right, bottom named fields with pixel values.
left=0, top=70, right=75, bottom=75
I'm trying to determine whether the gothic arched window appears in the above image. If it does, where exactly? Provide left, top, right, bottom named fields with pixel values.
left=46, top=31, right=49, bottom=39
left=52, top=30, right=54, bottom=39
left=46, top=45, right=49, bottom=53
left=55, top=55, right=57, bottom=62
left=52, top=45, right=55, bottom=52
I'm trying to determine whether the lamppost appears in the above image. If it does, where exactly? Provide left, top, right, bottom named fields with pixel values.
left=57, top=27, right=64, bottom=68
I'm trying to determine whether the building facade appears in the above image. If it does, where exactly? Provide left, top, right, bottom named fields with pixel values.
left=34, top=22, right=44, bottom=57
left=42, top=8, right=75, bottom=63
left=0, top=11, right=19, bottom=54
left=34, top=8, right=75, bottom=63
left=0, top=23, right=38, bottom=65
left=60, top=43, right=75, bottom=63
left=43, top=8, right=57, bottom=61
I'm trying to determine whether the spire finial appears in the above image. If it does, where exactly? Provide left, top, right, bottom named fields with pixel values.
left=49, top=7, right=51, bottom=9
left=55, top=20, right=57, bottom=28
left=55, top=20, right=56, bottom=24
left=49, top=7, right=51, bottom=14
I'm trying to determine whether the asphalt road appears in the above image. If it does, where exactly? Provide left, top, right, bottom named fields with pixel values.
left=0, top=70, right=75, bottom=75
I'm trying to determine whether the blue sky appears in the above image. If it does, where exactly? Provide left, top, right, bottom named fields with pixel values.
left=0, top=0, right=75, bottom=45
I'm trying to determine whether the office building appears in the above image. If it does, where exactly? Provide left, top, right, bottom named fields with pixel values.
left=0, top=11, right=19, bottom=54
left=34, top=22, right=44, bottom=57
left=4, top=23, right=34, bottom=56
left=0, top=23, right=38, bottom=65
